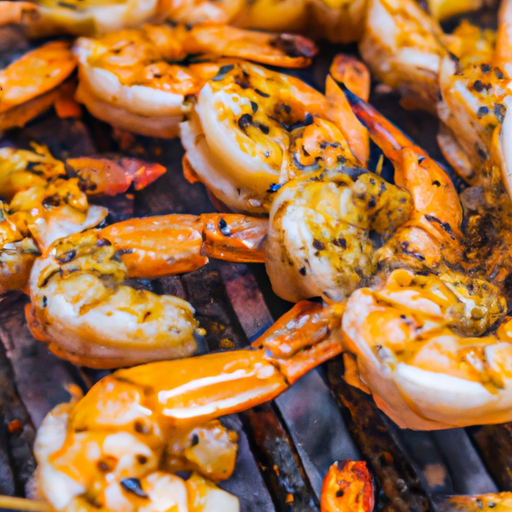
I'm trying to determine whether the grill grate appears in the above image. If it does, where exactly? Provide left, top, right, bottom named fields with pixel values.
left=0, top=16, right=507, bottom=511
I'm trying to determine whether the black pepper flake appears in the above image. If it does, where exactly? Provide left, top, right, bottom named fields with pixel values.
left=238, top=113, right=253, bottom=131
left=320, top=141, right=341, bottom=149
left=191, top=434, right=199, bottom=446
left=116, top=248, right=134, bottom=256
left=212, top=64, right=234, bottom=82
left=120, top=478, right=149, bottom=499
left=57, top=1, right=77, bottom=8
left=313, top=239, right=325, bottom=250
left=267, top=183, right=282, bottom=193
left=255, top=89, right=269, bottom=98
left=368, top=197, right=376, bottom=208
left=417, top=155, right=426, bottom=164
left=400, top=241, right=426, bottom=261
left=299, top=267, right=306, bottom=276
left=332, top=238, right=346, bottom=249
left=56, top=249, right=77, bottom=264
left=494, top=103, right=506, bottom=122
left=42, top=296, right=47, bottom=308
left=97, top=461, right=109, bottom=472
left=273, top=112, right=314, bottom=132
left=472, top=80, right=485, bottom=93
left=134, top=420, right=149, bottom=434
left=42, top=195, right=61, bottom=208
left=494, top=67, right=505, bottom=79
left=432, top=180, right=441, bottom=186
left=476, top=145, right=488, bottom=160
left=219, top=218, right=231, bottom=236
left=480, top=63, right=491, bottom=73
left=336, top=490, right=344, bottom=498
left=477, top=106, right=489, bottom=118
left=250, top=101, right=258, bottom=113
left=97, top=238, right=112, bottom=247
left=258, top=123, right=270, bottom=135
left=424, top=214, right=455, bottom=238
left=281, top=104, right=291, bottom=114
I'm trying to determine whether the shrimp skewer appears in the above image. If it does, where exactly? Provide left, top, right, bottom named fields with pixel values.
left=26, top=212, right=267, bottom=368
left=73, top=23, right=316, bottom=138
left=33, top=300, right=344, bottom=511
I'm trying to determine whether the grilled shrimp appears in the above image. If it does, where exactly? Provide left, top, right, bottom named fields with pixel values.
left=359, top=0, right=447, bottom=113
left=73, top=23, right=316, bottom=138
left=0, top=0, right=163, bottom=37
left=34, top=300, right=343, bottom=511
left=0, top=145, right=165, bottom=295
left=265, top=91, right=463, bottom=303
left=343, top=268, right=510, bottom=430
left=265, top=167, right=413, bottom=303
left=26, top=213, right=267, bottom=368
left=166, top=0, right=486, bottom=42
left=180, top=61, right=359, bottom=215
left=0, top=41, right=76, bottom=132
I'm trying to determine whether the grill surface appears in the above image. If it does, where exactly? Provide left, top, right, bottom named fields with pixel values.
left=0, top=10, right=508, bottom=511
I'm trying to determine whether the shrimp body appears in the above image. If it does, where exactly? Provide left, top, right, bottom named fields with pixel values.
left=28, top=230, right=201, bottom=369
left=438, top=53, right=511, bottom=183
left=181, top=61, right=354, bottom=214
left=22, top=0, right=161, bottom=37
left=359, top=0, right=446, bottom=113
left=265, top=167, right=413, bottom=303
left=343, top=268, right=510, bottom=430
left=26, top=212, right=266, bottom=368
left=74, top=24, right=315, bottom=138
left=35, top=402, right=240, bottom=512
left=34, top=300, right=343, bottom=510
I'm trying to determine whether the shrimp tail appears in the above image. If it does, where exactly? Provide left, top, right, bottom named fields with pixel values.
left=66, top=156, right=167, bottom=196
left=341, top=84, right=424, bottom=161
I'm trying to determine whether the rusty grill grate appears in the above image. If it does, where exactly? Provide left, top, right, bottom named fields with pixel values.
left=0, top=15, right=508, bottom=512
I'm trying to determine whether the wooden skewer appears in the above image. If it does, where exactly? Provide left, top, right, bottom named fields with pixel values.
left=0, top=496, right=50, bottom=512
